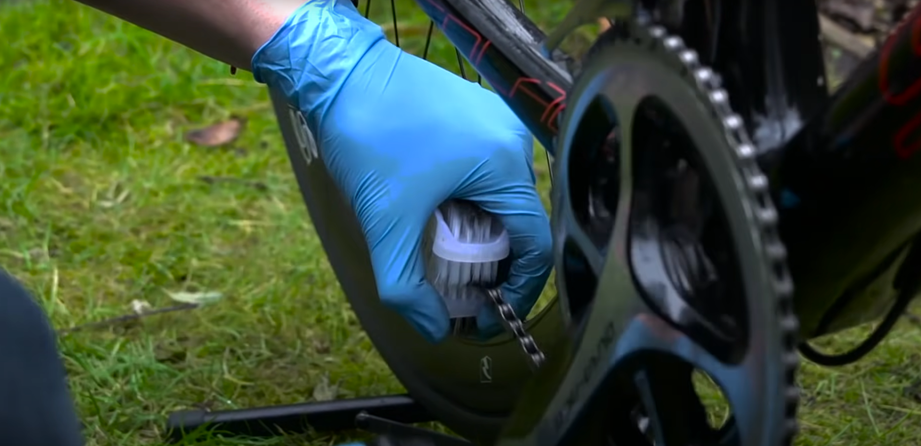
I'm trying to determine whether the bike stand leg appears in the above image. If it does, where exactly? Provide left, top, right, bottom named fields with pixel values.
left=165, top=394, right=433, bottom=443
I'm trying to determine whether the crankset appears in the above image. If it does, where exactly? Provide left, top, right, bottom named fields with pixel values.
left=497, top=17, right=801, bottom=446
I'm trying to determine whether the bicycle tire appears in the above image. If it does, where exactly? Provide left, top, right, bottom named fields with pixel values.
left=269, top=1, right=575, bottom=443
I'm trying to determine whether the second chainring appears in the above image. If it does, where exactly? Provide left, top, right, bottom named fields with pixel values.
left=534, top=18, right=801, bottom=446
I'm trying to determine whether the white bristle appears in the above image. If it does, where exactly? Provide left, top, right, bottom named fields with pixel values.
left=425, top=200, right=510, bottom=321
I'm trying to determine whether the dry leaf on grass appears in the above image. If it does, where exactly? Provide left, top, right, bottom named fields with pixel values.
left=98, top=182, right=131, bottom=209
left=185, top=117, right=246, bottom=147
left=312, top=337, right=331, bottom=354
left=166, top=290, right=224, bottom=306
left=130, top=299, right=153, bottom=315
left=312, top=372, right=341, bottom=402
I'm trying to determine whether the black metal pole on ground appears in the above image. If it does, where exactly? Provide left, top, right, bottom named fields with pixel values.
left=166, top=394, right=434, bottom=442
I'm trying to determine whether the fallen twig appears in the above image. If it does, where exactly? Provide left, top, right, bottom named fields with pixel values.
left=58, top=303, right=199, bottom=335
left=198, top=175, right=268, bottom=191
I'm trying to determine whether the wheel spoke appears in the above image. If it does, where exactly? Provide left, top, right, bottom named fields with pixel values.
left=455, top=49, right=468, bottom=80
left=423, top=21, right=435, bottom=60
left=390, top=0, right=400, bottom=47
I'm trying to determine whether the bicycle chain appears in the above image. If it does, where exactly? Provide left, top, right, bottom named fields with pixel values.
left=485, top=288, right=546, bottom=371
left=488, top=16, right=801, bottom=444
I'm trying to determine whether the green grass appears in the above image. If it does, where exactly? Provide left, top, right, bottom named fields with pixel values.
left=0, top=0, right=920, bottom=445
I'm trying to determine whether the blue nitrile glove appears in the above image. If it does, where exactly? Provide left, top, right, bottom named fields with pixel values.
left=252, top=0, right=552, bottom=343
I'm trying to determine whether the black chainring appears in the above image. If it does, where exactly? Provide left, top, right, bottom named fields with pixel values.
left=550, top=18, right=800, bottom=446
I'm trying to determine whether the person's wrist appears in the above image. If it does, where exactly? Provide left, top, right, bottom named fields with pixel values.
left=243, top=0, right=312, bottom=59
left=250, top=1, right=385, bottom=111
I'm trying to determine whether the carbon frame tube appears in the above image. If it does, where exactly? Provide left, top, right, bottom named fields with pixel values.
left=706, top=0, right=829, bottom=154
left=412, top=0, right=574, bottom=156
left=770, top=5, right=921, bottom=338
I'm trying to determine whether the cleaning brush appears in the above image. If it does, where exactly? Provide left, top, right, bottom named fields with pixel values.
left=425, top=200, right=510, bottom=335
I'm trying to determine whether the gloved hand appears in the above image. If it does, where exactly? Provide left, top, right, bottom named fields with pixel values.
left=252, top=0, right=552, bottom=343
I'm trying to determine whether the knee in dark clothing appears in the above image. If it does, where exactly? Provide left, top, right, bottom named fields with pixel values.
left=0, top=270, right=84, bottom=446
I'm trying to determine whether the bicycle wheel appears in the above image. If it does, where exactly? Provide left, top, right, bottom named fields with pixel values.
left=269, top=1, right=580, bottom=443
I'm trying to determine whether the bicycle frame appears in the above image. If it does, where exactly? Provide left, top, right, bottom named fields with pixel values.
left=413, top=0, right=573, bottom=155
left=415, top=0, right=921, bottom=340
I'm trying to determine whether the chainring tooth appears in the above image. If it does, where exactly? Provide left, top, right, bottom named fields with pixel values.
left=570, top=19, right=802, bottom=445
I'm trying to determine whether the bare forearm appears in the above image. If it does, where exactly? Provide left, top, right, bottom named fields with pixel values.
left=74, top=0, right=308, bottom=70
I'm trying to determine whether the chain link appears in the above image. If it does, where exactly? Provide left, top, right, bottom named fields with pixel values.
left=485, top=288, right=545, bottom=371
